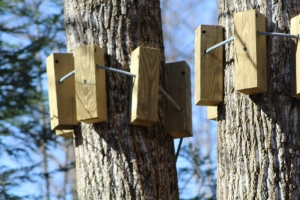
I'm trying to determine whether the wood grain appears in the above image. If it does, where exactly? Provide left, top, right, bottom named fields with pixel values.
left=130, top=46, right=160, bottom=127
left=56, top=130, right=74, bottom=138
left=207, top=106, right=217, bottom=120
left=46, top=53, right=78, bottom=130
left=290, top=14, right=300, bottom=97
left=75, top=45, right=107, bottom=123
left=165, top=61, right=192, bottom=138
left=195, top=25, right=223, bottom=106
left=234, top=9, right=267, bottom=94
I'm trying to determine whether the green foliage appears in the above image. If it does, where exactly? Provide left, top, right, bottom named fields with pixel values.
left=0, top=165, right=42, bottom=200
left=0, top=0, right=72, bottom=199
left=177, top=139, right=217, bottom=200
left=0, top=0, right=65, bottom=120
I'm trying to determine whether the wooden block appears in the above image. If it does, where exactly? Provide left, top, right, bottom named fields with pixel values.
left=290, top=14, right=300, bottom=97
left=207, top=106, right=218, bottom=120
left=56, top=130, right=74, bottom=138
left=234, top=9, right=267, bottom=94
left=130, top=46, right=160, bottom=127
left=74, top=45, right=107, bottom=123
left=195, top=25, right=223, bottom=106
left=165, top=61, right=192, bottom=138
left=46, top=53, right=78, bottom=130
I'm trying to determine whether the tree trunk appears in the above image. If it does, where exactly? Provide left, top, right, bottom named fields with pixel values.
left=218, top=1, right=300, bottom=199
left=64, top=0, right=179, bottom=199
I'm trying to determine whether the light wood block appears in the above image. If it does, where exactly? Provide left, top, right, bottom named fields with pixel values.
left=207, top=106, right=218, bottom=120
left=46, top=53, right=78, bottom=130
left=130, top=46, right=160, bottom=127
left=195, top=25, right=223, bottom=106
left=234, top=9, right=267, bottom=94
left=165, top=61, right=192, bottom=138
left=56, top=130, right=74, bottom=138
left=290, top=14, right=300, bottom=97
left=75, top=45, right=107, bottom=123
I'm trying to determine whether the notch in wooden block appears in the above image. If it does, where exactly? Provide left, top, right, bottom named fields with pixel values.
left=234, top=9, right=267, bottom=94
left=46, top=53, right=78, bottom=130
left=130, top=46, right=160, bottom=127
left=207, top=106, right=218, bottom=120
left=290, top=14, right=300, bottom=97
left=56, top=130, right=74, bottom=138
left=165, top=61, right=192, bottom=138
left=195, top=25, right=223, bottom=106
left=75, top=45, right=107, bottom=123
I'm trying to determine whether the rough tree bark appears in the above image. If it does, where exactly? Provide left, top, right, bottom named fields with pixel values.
left=218, top=1, right=300, bottom=199
left=64, top=0, right=179, bottom=199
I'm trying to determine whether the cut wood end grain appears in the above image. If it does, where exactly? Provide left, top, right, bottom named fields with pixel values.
left=56, top=130, right=74, bottom=138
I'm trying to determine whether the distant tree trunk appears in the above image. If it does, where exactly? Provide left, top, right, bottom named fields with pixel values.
left=64, top=0, right=179, bottom=199
left=218, top=1, right=300, bottom=199
left=66, top=141, right=78, bottom=200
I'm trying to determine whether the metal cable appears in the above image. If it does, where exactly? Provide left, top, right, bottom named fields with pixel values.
left=59, top=70, right=75, bottom=83
left=257, top=31, right=299, bottom=39
left=159, top=87, right=182, bottom=111
left=59, top=66, right=182, bottom=112
left=97, top=65, right=182, bottom=112
left=205, top=37, right=234, bottom=54
left=175, top=138, right=183, bottom=162
left=97, top=65, right=136, bottom=77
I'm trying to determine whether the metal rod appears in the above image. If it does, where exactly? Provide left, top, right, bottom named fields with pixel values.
left=159, top=87, right=182, bottom=111
left=98, top=65, right=182, bottom=111
left=97, top=65, right=136, bottom=77
left=59, top=66, right=182, bottom=112
left=257, top=31, right=299, bottom=39
left=175, top=138, right=183, bottom=162
left=205, top=37, right=234, bottom=54
left=60, top=66, right=136, bottom=83
left=59, top=70, right=75, bottom=83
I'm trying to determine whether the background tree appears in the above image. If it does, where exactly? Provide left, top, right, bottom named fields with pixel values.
left=218, top=0, right=300, bottom=199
